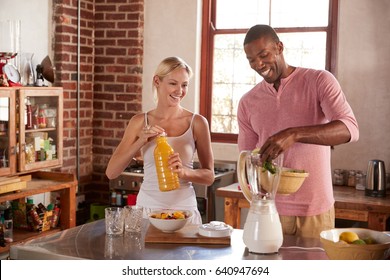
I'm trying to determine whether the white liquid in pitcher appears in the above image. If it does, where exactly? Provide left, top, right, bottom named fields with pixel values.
left=243, top=211, right=283, bottom=254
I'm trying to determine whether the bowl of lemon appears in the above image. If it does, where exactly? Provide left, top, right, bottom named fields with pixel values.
left=320, top=228, right=390, bottom=260
left=148, top=210, right=192, bottom=233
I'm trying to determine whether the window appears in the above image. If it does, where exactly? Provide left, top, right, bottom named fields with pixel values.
left=200, top=0, right=338, bottom=143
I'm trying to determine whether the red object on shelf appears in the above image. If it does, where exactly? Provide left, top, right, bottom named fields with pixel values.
left=127, top=194, right=137, bottom=206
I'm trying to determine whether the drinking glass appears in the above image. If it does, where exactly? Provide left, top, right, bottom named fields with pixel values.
left=124, top=205, right=143, bottom=233
left=105, top=207, right=124, bottom=236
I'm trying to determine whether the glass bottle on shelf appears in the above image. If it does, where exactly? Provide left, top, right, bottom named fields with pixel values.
left=25, top=97, right=33, bottom=129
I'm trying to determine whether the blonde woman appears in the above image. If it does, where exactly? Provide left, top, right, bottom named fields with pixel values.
left=106, top=56, right=214, bottom=224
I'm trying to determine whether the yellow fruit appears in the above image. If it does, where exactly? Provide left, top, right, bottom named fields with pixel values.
left=173, top=211, right=185, bottom=219
left=161, top=213, right=169, bottom=219
left=151, top=213, right=161, bottom=219
left=339, top=231, right=360, bottom=243
left=252, top=148, right=260, bottom=154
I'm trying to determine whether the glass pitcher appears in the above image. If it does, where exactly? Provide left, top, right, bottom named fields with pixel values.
left=20, top=53, right=35, bottom=86
left=237, top=150, right=284, bottom=254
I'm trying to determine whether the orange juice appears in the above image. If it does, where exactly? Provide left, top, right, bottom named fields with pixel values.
left=154, top=133, right=180, bottom=191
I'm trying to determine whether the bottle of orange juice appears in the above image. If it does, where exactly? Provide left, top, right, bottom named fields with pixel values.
left=154, top=133, right=180, bottom=191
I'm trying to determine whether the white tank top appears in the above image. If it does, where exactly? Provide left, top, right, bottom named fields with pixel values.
left=136, top=113, right=201, bottom=224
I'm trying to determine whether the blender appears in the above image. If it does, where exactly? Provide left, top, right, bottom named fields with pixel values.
left=237, top=150, right=284, bottom=254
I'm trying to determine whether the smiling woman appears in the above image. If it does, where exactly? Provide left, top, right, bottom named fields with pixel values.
left=106, top=56, right=215, bottom=226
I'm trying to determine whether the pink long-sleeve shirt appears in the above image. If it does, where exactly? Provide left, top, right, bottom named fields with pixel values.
left=237, top=67, right=359, bottom=216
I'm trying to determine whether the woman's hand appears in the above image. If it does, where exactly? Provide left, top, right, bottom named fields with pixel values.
left=139, top=124, right=164, bottom=144
left=168, top=153, right=185, bottom=178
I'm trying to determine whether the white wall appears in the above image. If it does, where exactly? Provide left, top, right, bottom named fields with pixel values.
left=332, top=0, right=390, bottom=172
left=0, top=0, right=51, bottom=71
left=142, top=0, right=202, bottom=114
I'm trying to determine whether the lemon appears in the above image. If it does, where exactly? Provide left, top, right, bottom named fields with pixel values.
left=252, top=147, right=260, bottom=154
left=339, top=231, right=360, bottom=243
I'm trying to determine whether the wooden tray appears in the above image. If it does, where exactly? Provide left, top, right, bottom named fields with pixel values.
left=145, top=224, right=230, bottom=245
left=0, top=175, right=31, bottom=195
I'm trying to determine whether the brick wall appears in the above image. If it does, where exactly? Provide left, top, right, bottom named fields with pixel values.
left=52, top=0, right=144, bottom=204
left=92, top=0, right=144, bottom=203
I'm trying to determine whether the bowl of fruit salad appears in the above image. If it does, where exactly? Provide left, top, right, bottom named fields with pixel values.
left=320, top=228, right=390, bottom=260
left=148, top=210, right=192, bottom=233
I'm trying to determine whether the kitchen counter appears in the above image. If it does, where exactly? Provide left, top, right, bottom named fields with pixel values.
left=216, top=183, right=390, bottom=231
left=9, top=219, right=328, bottom=260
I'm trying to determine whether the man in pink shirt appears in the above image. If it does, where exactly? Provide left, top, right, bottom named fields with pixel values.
left=237, top=25, right=359, bottom=238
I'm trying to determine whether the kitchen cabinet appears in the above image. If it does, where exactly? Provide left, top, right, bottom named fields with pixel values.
left=0, top=87, right=63, bottom=175
left=0, top=89, right=16, bottom=176
left=0, top=87, right=71, bottom=258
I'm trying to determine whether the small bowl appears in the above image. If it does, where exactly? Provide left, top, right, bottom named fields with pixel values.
left=148, top=210, right=192, bottom=233
left=261, top=167, right=309, bottom=195
left=320, top=228, right=390, bottom=260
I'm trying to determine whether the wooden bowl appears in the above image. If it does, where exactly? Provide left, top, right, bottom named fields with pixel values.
left=320, top=228, right=390, bottom=260
left=261, top=168, right=309, bottom=195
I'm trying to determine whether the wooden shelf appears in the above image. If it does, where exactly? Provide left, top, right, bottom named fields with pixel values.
left=0, top=171, right=77, bottom=256
left=25, top=127, right=56, bottom=133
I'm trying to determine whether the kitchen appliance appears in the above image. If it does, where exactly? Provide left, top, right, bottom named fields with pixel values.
left=365, top=159, right=386, bottom=198
left=0, top=52, right=21, bottom=86
left=237, top=151, right=284, bottom=254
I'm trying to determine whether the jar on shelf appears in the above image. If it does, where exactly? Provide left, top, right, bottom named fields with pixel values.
left=25, top=143, right=35, bottom=164
left=347, top=170, right=356, bottom=187
left=355, top=171, right=366, bottom=191
left=333, top=169, right=347, bottom=186
left=38, top=107, right=47, bottom=128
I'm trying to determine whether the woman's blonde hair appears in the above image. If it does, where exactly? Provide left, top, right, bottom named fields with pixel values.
left=152, top=57, right=193, bottom=101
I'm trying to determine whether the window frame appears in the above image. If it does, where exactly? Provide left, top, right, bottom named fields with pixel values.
left=200, top=0, right=339, bottom=143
